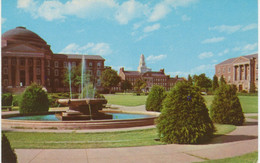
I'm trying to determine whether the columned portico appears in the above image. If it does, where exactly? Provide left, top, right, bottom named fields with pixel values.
left=33, top=58, right=37, bottom=83
left=15, top=57, right=20, bottom=87
left=41, top=58, right=45, bottom=86
left=25, top=58, right=30, bottom=86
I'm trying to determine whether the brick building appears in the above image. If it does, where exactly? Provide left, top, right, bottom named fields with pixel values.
left=215, top=53, right=258, bottom=92
left=2, top=26, right=105, bottom=93
left=119, top=54, right=185, bottom=91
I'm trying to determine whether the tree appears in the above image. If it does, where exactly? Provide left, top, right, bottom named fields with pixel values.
left=187, top=74, right=193, bottom=85
left=210, top=84, right=245, bottom=125
left=146, top=85, right=166, bottom=112
left=249, top=82, right=256, bottom=93
left=101, top=68, right=121, bottom=94
left=2, top=134, right=17, bottom=163
left=219, top=75, right=226, bottom=86
left=120, top=80, right=132, bottom=93
left=212, top=75, right=219, bottom=91
left=193, top=73, right=212, bottom=91
left=157, top=82, right=215, bottom=144
left=19, top=83, right=49, bottom=114
left=134, top=79, right=146, bottom=93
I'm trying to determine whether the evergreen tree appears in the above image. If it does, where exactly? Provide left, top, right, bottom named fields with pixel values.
left=187, top=74, right=193, bottom=85
left=249, top=82, right=256, bottom=93
left=146, top=85, right=166, bottom=112
left=157, top=82, right=215, bottom=144
left=193, top=73, right=212, bottom=91
left=212, top=75, right=219, bottom=91
left=219, top=75, right=226, bottom=86
left=210, top=84, right=245, bottom=125
left=2, top=134, right=17, bottom=163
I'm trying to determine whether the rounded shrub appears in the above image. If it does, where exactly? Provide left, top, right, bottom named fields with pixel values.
left=157, top=81, right=215, bottom=144
left=2, top=93, right=13, bottom=106
left=2, top=134, right=17, bottom=163
left=19, top=83, right=49, bottom=114
left=210, top=84, right=245, bottom=125
left=146, top=85, right=166, bottom=112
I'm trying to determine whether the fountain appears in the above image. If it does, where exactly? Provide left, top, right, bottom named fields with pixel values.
left=56, top=55, right=112, bottom=121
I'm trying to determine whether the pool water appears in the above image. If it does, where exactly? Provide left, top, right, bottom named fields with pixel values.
left=8, top=113, right=152, bottom=121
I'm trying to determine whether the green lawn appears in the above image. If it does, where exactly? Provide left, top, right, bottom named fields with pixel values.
left=201, top=151, right=258, bottom=163
left=4, top=124, right=235, bottom=149
left=203, top=95, right=258, bottom=113
left=103, top=93, right=148, bottom=106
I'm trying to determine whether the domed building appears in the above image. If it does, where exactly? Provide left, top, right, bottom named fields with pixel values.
left=2, top=27, right=105, bottom=93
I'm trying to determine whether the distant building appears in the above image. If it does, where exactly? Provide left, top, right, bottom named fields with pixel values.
left=2, top=26, right=105, bottom=93
left=119, top=54, right=185, bottom=91
left=215, top=53, right=258, bottom=92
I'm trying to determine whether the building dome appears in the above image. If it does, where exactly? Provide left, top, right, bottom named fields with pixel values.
left=2, top=26, right=51, bottom=51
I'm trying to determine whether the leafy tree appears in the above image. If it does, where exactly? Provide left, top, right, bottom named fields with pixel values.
left=157, top=82, right=215, bottom=144
left=249, top=82, right=256, bottom=93
left=121, top=80, right=132, bottom=93
left=187, top=74, right=193, bottom=85
left=146, top=85, right=166, bottom=112
left=219, top=75, right=226, bottom=86
left=2, top=93, right=13, bottom=106
left=193, top=73, right=212, bottom=91
left=2, top=134, right=17, bottom=163
left=212, top=75, right=219, bottom=91
left=134, top=79, right=146, bottom=93
left=101, top=68, right=121, bottom=94
left=210, top=84, right=245, bottom=125
left=19, top=83, right=49, bottom=114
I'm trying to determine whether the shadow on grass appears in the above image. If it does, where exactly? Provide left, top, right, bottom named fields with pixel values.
left=243, top=121, right=258, bottom=126
left=208, top=134, right=258, bottom=144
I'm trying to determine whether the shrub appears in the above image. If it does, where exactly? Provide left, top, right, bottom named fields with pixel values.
left=157, top=82, right=215, bottom=144
left=19, top=83, right=49, bottom=114
left=2, top=134, right=17, bottom=163
left=146, top=85, right=166, bottom=112
left=2, top=93, right=13, bottom=106
left=210, top=84, right=245, bottom=125
left=12, top=94, right=22, bottom=106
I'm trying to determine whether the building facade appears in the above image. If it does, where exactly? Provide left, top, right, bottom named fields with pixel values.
left=215, top=53, right=258, bottom=92
left=2, top=26, right=105, bottom=93
left=119, top=54, right=184, bottom=91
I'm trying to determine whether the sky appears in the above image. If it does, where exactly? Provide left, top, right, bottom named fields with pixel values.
left=1, top=0, right=258, bottom=79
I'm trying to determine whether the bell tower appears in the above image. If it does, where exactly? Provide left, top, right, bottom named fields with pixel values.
left=138, top=54, right=151, bottom=73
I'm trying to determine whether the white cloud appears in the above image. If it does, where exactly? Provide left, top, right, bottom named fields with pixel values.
left=146, top=54, right=167, bottom=62
left=181, top=15, right=191, bottom=21
left=198, top=52, right=214, bottom=59
left=115, top=0, right=149, bottom=24
left=233, top=43, right=258, bottom=53
left=202, top=37, right=225, bottom=44
left=209, top=25, right=242, bottom=34
left=38, top=1, right=65, bottom=21
left=148, top=3, right=171, bottom=22
left=60, top=42, right=112, bottom=56
left=218, top=49, right=229, bottom=56
left=148, top=0, right=197, bottom=22
left=242, top=23, right=258, bottom=31
left=17, top=0, right=35, bottom=8
left=143, top=24, right=160, bottom=33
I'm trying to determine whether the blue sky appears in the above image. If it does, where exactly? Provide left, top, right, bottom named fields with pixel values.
left=2, top=0, right=258, bottom=78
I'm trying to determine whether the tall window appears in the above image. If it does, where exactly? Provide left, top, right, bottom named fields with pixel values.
left=97, top=70, right=101, bottom=76
left=55, top=61, right=59, bottom=68
left=63, top=62, right=67, bottom=68
left=36, top=59, right=41, bottom=66
left=55, top=69, right=59, bottom=76
left=97, top=62, right=101, bottom=68
left=36, top=68, right=41, bottom=75
left=4, top=79, right=8, bottom=86
left=228, top=67, right=231, bottom=73
left=3, top=67, right=8, bottom=74
left=72, top=62, right=76, bottom=67
left=20, top=58, right=25, bottom=66
left=47, top=69, right=50, bottom=76
left=89, top=62, right=92, bottom=67
left=3, top=59, right=8, bottom=65
left=47, top=60, right=50, bottom=67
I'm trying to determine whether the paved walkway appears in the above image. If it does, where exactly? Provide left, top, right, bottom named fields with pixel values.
left=4, top=105, right=258, bottom=162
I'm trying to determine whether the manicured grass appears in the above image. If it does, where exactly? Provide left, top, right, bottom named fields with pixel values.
left=246, top=116, right=258, bottom=120
left=103, top=93, right=148, bottom=106
left=203, top=95, right=258, bottom=113
left=4, top=124, right=235, bottom=149
left=201, top=151, right=258, bottom=163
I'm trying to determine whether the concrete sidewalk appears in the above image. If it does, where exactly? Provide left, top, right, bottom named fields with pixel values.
left=15, top=117, right=258, bottom=163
